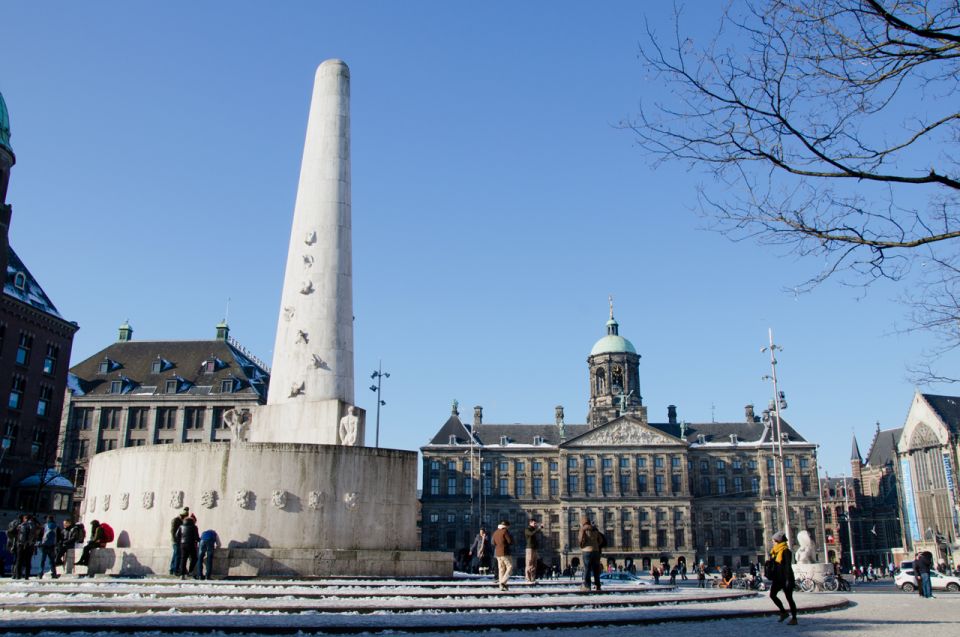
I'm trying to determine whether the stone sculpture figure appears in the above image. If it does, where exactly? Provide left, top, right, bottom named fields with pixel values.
left=201, top=490, right=218, bottom=509
left=236, top=490, right=253, bottom=509
left=103, top=494, right=111, bottom=511
left=339, top=406, right=359, bottom=446
left=796, top=529, right=817, bottom=564
left=142, top=491, right=154, bottom=509
left=223, top=408, right=252, bottom=442
left=120, top=492, right=129, bottom=510
left=271, top=490, right=287, bottom=509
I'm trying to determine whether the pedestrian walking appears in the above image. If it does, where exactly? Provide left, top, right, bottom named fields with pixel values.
left=578, top=516, right=604, bottom=592
left=169, top=509, right=188, bottom=575
left=915, top=550, right=934, bottom=599
left=491, top=520, right=514, bottom=591
left=12, top=515, right=37, bottom=579
left=697, top=562, right=706, bottom=588
left=196, top=528, right=220, bottom=580
left=468, top=527, right=492, bottom=575
left=524, top=518, right=542, bottom=584
left=768, top=530, right=798, bottom=625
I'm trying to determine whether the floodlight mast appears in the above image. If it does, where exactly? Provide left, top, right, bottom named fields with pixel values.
left=762, top=328, right=793, bottom=548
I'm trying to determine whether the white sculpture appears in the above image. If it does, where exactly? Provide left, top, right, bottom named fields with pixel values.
left=142, top=491, right=154, bottom=509
left=201, top=490, right=218, bottom=509
left=796, top=529, right=817, bottom=564
left=223, top=408, right=252, bottom=442
left=308, top=491, right=325, bottom=510
left=343, top=492, right=359, bottom=511
left=120, top=492, right=129, bottom=510
left=339, top=406, right=360, bottom=446
left=170, top=490, right=184, bottom=509
left=271, top=490, right=288, bottom=509
left=89, top=496, right=97, bottom=512
left=103, top=494, right=111, bottom=511
left=236, top=489, right=253, bottom=509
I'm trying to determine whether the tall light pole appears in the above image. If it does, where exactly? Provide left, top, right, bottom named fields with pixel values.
left=369, top=362, right=389, bottom=448
left=842, top=473, right=856, bottom=570
left=815, top=448, right=828, bottom=560
left=762, top=328, right=793, bottom=547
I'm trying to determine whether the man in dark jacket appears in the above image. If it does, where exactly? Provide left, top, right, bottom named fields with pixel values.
left=12, top=515, right=37, bottom=579
left=170, top=511, right=187, bottom=575
left=915, top=550, right=934, bottom=598
left=196, top=528, right=220, bottom=580
left=176, top=516, right=200, bottom=579
left=468, top=528, right=492, bottom=575
left=491, top=520, right=513, bottom=591
left=578, top=516, right=603, bottom=592
left=769, top=531, right=797, bottom=624
left=75, top=520, right=103, bottom=577
left=524, top=518, right=543, bottom=584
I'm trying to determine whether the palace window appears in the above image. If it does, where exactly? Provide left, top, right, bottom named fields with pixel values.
left=515, top=478, right=525, bottom=496
left=532, top=478, right=542, bottom=498
left=549, top=478, right=558, bottom=496
left=637, top=474, right=647, bottom=493
left=586, top=475, right=596, bottom=495
left=8, top=377, right=25, bottom=410
left=447, top=477, right=456, bottom=495
left=655, top=474, right=665, bottom=494
left=15, top=334, right=32, bottom=367
left=36, top=385, right=53, bottom=417
left=43, top=345, right=59, bottom=375
left=499, top=478, right=509, bottom=496
left=717, top=477, right=727, bottom=494
left=602, top=475, right=612, bottom=494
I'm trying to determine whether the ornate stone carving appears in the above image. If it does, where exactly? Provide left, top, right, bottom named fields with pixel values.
left=796, top=530, right=817, bottom=564
left=303, top=254, right=314, bottom=268
left=271, top=490, right=288, bottom=509
left=343, top=492, right=359, bottom=511
left=142, top=491, right=155, bottom=509
left=300, top=280, right=314, bottom=295
left=311, top=354, right=330, bottom=370
left=339, top=406, right=360, bottom=446
left=282, top=306, right=295, bottom=321
left=170, top=490, right=184, bottom=509
left=102, top=494, right=111, bottom=511
left=89, top=496, right=97, bottom=513
left=201, top=490, right=218, bottom=509
left=289, top=381, right=305, bottom=398
left=235, top=490, right=253, bottom=509
left=307, top=491, right=325, bottom=510
left=119, top=493, right=129, bottom=510
left=224, top=407, right=252, bottom=442
left=569, top=420, right=673, bottom=446
left=304, top=231, right=317, bottom=245
left=910, top=422, right=940, bottom=449
left=296, top=330, right=309, bottom=344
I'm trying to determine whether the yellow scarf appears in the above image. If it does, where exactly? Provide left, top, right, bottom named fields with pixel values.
left=771, top=541, right=788, bottom=564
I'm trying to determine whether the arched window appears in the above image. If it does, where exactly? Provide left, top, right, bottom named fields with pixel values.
left=595, top=368, right=606, bottom=394
left=611, top=366, right=624, bottom=391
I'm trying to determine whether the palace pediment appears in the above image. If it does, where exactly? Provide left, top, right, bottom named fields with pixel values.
left=562, top=416, right=682, bottom=447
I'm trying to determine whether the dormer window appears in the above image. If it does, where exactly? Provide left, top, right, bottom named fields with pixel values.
left=165, top=379, right=179, bottom=394
left=533, top=436, right=544, bottom=446
left=730, top=434, right=739, bottom=444
left=697, top=434, right=706, bottom=444
left=448, top=435, right=458, bottom=445
left=12, top=272, right=26, bottom=291
left=151, top=358, right=174, bottom=374
left=203, top=357, right=227, bottom=374
left=220, top=377, right=240, bottom=393
left=500, top=436, right=509, bottom=446
left=109, top=380, right=122, bottom=394
left=98, top=357, right=121, bottom=374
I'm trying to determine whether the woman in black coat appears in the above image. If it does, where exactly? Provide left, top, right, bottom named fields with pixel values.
left=768, top=531, right=797, bottom=624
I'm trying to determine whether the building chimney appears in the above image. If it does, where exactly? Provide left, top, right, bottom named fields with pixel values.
left=667, top=405, right=677, bottom=425
left=745, top=404, right=755, bottom=423
left=473, top=405, right=483, bottom=427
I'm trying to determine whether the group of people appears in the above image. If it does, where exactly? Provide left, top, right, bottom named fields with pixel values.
left=4, top=514, right=87, bottom=579
left=170, top=507, right=220, bottom=580
left=466, top=518, right=546, bottom=591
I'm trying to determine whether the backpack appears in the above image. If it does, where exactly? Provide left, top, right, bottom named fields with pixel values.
left=99, top=523, right=115, bottom=547
left=763, top=558, right=775, bottom=580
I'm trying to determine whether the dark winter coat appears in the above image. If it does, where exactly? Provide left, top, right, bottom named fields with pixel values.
left=524, top=524, right=543, bottom=550
left=578, top=522, right=602, bottom=552
left=176, top=519, right=200, bottom=547
left=170, top=516, right=184, bottom=543
left=492, top=525, right=513, bottom=557
left=769, top=544, right=796, bottom=587
left=469, top=532, right=491, bottom=560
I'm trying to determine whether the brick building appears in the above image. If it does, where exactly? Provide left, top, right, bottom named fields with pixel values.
left=0, top=91, right=79, bottom=515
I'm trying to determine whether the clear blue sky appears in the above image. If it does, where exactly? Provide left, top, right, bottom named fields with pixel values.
left=4, top=1, right=953, bottom=476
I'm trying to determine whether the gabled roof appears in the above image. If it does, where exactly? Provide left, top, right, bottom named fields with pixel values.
left=69, top=338, right=270, bottom=400
left=865, top=427, right=903, bottom=467
left=922, top=393, right=960, bottom=436
left=4, top=247, right=66, bottom=321
left=424, top=414, right=808, bottom=447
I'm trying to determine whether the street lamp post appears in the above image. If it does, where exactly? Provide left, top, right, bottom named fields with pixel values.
left=762, top=328, right=793, bottom=547
left=815, top=450, right=828, bottom=560
left=369, top=362, right=390, bottom=448
left=842, top=473, right=856, bottom=570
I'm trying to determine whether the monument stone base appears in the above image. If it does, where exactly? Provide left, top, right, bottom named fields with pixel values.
left=249, top=400, right=365, bottom=446
left=792, top=562, right=835, bottom=581
left=68, top=547, right=450, bottom=578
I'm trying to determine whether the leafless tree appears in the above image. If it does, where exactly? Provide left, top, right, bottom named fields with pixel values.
left=629, top=0, right=960, bottom=379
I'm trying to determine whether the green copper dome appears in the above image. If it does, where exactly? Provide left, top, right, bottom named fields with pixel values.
left=589, top=317, right=637, bottom=356
left=0, top=92, right=11, bottom=154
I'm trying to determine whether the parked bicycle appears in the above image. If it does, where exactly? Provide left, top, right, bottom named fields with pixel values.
left=797, top=574, right=839, bottom=592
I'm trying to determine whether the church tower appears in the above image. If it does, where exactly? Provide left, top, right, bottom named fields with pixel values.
left=587, top=298, right=645, bottom=426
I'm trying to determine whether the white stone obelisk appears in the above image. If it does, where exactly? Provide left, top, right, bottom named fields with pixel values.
left=263, top=60, right=355, bottom=441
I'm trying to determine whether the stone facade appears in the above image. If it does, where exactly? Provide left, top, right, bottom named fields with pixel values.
left=57, top=322, right=269, bottom=518
left=421, top=315, right=823, bottom=572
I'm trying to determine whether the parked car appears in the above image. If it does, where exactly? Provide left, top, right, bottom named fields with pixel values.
left=895, top=568, right=960, bottom=592
left=600, top=571, right=648, bottom=585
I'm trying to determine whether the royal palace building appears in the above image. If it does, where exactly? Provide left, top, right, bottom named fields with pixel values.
left=420, top=310, right=824, bottom=572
